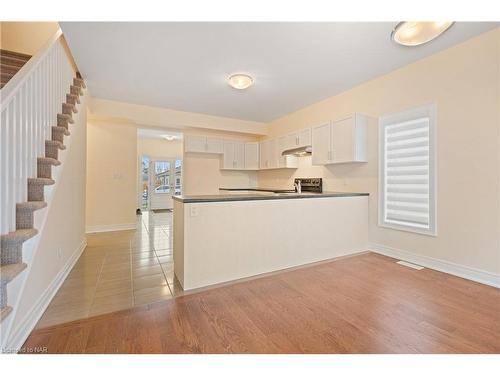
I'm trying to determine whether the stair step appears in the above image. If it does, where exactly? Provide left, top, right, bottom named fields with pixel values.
left=0, top=229, right=37, bottom=265
left=70, top=85, right=82, bottom=96
left=73, top=77, right=86, bottom=89
left=0, top=263, right=27, bottom=284
left=0, top=49, right=31, bottom=61
left=17, top=201, right=47, bottom=212
left=38, top=157, right=61, bottom=167
left=28, top=177, right=55, bottom=186
left=37, top=157, right=60, bottom=179
left=51, top=126, right=70, bottom=144
left=0, top=64, right=21, bottom=75
left=45, top=139, right=66, bottom=150
left=16, top=202, right=47, bottom=229
left=66, top=93, right=81, bottom=105
left=0, top=306, right=13, bottom=322
left=0, top=229, right=38, bottom=246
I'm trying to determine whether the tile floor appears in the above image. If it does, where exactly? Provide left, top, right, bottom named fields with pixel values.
left=36, top=210, right=182, bottom=328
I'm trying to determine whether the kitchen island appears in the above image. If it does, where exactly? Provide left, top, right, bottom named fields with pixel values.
left=173, top=192, right=369, bottom=290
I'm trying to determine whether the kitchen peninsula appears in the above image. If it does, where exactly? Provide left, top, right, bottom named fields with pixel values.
left=173, top=189, right=369, bottom=290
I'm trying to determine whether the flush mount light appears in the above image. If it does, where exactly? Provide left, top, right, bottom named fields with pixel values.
left=391, top=21, right=454, bottom=46
left=228, top=73, right=254, bottom=90
left=162, top=135, right=176, bottom=141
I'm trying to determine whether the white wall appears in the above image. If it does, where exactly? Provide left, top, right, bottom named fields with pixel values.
left=8, top=92, right=88, bottom=346
left=259, top=28, right=500, bottom=276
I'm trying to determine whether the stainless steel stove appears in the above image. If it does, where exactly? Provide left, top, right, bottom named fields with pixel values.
left=294, top=178, right=323, bottom=193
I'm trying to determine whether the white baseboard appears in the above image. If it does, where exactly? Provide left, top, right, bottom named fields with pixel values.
left=6, top=238, right=87, bottom=351
left=86, top=223, right=136, bottom=233
left=369, top=243, right=500, bottom=289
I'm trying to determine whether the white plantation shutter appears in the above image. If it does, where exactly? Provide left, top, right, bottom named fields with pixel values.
left=379, top=105, right=436, bottom=235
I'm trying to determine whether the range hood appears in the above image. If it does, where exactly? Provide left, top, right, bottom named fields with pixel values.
left=281, top=146, right=312, bottom=157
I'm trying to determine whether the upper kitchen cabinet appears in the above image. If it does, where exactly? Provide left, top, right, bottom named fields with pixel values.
left=244, top=142, right=260, bottom=170
left=185, top=135, right=223, bottom=154
left=312, top=114, right=367, bottom=165
left=286, top=128, right=311, bottom=149
left=222, top=141, right=245, bottom=170
left=260, top=138, right=298, bottom=170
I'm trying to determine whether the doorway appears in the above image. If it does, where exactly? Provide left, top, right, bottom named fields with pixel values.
left=140, top=156, right=183, bottom=211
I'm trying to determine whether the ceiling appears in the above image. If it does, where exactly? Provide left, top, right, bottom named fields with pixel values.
left=61, top=22, right=498, bottom=123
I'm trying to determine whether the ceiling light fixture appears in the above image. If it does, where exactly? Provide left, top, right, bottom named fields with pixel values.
left=391, top=21, right=454, bottom=46
left=162, top=135, right=176, bottom=141
left=228, top=73, right=254, bottom=90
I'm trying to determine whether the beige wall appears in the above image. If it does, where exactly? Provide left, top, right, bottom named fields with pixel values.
left=259, top=28, right=500, bottom=274
left=137, top=137, right=183, bottom=159
left=86, top=119, right=137, bottom=231
left=0, top=22, right=59, bottom=55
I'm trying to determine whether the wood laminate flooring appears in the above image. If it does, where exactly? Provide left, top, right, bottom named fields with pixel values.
left=22, top=252, right=500, bottom=354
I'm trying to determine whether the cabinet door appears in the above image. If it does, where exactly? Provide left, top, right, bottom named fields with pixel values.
left=286, top=132, right=299, bottom=149
left=312, top=123, right=331, bottom=165
left=222, top=141, right=235, bottom=169
left=259, top=140, right=269, bottom=169
left=244, top=142, right=259, bottom=170
left=235, top=142, right=245, bottom=169
left=206, top=137, right=223, bottom=154
left=298, top=128, right=311, bottom=147
left=185, top=135, right=206, bottom=153
left=331, top=117, right=354, bottom=162
left=277, top=136, right=287, bottom=168
left=268, top=139, right=278, bottom=169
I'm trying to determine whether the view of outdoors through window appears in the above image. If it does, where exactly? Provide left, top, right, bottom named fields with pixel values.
left=141, top=156, right=182, bottom=210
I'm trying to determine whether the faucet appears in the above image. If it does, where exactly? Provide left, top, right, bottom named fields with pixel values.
left=294, top=180, right=302, bottom=194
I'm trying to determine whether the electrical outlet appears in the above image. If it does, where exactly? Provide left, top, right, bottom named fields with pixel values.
left=190, top=205, right=199, bottom=217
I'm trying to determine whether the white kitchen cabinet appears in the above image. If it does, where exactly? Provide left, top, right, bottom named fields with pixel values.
left=298, top=128, right=311, bottom=147
left=244, top=142, right=259, bottom=170
left=184, top=135, right=207, bottom=153
left=285, top=128, right=312, bottom=150
left=222, top=141, right=244, bottom=169
left=312, top=122, right=331, bottom=165
left=185, top=135, right=224, bottom=154
left=312, top=114, right=367, bottom=165
left=259, top=138, right=298, bottom=170
left=259, top=140, right=270, bottom=169
left=206, top=137, right=224, bottom=153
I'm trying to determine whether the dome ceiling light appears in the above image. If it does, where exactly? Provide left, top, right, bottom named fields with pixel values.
left=228, top=73, right=254, bottom=90
left=391, top=22, right=454, bottom=46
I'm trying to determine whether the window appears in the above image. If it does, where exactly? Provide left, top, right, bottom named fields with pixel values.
left=379, top=104, right=436, bottom=235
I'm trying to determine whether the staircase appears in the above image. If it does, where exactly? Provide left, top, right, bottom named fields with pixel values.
left=0, top=30, right=85, bottom=325
left=0, top=50, right=32, bottom=89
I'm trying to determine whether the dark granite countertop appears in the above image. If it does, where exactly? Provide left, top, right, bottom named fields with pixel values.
left=172, top=191, right=369, bottom=203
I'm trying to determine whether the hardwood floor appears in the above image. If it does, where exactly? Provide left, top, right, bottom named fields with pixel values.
left=22, top=252, right=500, bottom=353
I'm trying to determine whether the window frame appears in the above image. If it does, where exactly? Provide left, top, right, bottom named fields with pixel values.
left=378, top=103, right=437, bottom=236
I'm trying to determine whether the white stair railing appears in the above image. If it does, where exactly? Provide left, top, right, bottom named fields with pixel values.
left=0, top=29, right=76, bottom=235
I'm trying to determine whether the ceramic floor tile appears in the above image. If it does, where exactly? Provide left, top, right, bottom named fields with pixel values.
left=131, top=251, right=157, bottom=260
left=132, top=257, right=159, bottom=268
left=154, top=250, right=173, bottom=257
left=132, top=264, right=163, bottom=278
left=133, top=273, right=167, bottom=291
left=99, top=269, right=131, bottom=282
left=157, top=255, right=173, bottom=264
left=133, top=286, right=172, bottom=306
left=39, top=210, right=181, bottom=327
